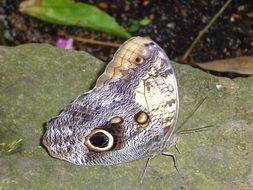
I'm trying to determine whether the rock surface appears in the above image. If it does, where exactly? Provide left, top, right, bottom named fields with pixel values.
left=0, top=44, right=252, bottom=190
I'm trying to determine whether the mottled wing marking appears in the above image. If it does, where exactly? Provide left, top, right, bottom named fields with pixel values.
left=134, top=57, right=178, bottom=129
left=96, top=37, right=151, bottom=87
left=98, top=36, right=179, bottom=140
left=96, top=37, right=178, bottom=129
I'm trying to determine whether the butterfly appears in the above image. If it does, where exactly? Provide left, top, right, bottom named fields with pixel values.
left=43, top=36, right=179, bottom=166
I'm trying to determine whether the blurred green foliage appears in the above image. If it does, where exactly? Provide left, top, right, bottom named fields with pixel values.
left=19, top=0, right=131, bottom=38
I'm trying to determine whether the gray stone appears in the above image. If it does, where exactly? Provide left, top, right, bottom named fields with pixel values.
left=0, top=44, right=252, bottom=190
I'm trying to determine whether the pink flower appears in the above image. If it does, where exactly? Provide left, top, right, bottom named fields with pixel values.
left=55, top=38, right=74, bottom=49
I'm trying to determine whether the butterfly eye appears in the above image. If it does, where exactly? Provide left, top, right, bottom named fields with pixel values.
left=110, top=116, right=124, bottom=124
left=84, top=129, right=114, bottom=152
left=135, top=56, right=144, bottom=64
left=134, top=111, right=150, bottom=127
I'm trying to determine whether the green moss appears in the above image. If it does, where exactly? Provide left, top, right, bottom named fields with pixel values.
left=0, top=139, right=23, bottom=155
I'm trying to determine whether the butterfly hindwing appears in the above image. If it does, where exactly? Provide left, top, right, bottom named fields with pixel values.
left=43, top=37, right=179, bottom=165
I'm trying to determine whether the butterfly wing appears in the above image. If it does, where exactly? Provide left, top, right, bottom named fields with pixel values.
left=97, top=36, right=179, bottom=141
left=43, top=37, right=179, bottom=165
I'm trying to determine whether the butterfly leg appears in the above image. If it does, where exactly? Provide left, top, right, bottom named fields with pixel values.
left=175, top=144, right=180, bottom=153
left=161, top=152, right=180, bottom=174
left=140, top=157, right=152, bottom=185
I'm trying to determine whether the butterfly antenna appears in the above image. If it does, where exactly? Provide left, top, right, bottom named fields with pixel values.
left=175, top=96, right=208, bottom=133
left=178, top=125, right=215, bottom=134
left=140, top=157, right=152, bottom=185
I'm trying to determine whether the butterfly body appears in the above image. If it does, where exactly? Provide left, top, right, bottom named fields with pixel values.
left=43, top=37, right=179, bottom=165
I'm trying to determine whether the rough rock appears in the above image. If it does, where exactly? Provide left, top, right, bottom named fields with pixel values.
left=0, top=44, right=252, bottom=190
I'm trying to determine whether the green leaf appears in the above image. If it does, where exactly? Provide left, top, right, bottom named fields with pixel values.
left=128, top=17, right=152, bottom=32
left=128, top=21, right=140, bottom=33
left=139, top=17, right=151, bottom=26
left=19, top=0, right=131, bottom=39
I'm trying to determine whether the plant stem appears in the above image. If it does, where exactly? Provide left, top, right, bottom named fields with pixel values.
left=74, top=37, right=121, bottom=48
left=181, top=0, right=232, bottom=61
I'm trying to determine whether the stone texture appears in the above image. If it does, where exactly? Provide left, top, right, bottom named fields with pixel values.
left=0, top=44, right=252, bottom=190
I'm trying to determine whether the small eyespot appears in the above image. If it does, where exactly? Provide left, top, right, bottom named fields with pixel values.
left=135, top=56, right=144, bottom=64
left=134, top=111, right=150, bottom=127
left=84, top=129, right=114, bottom=152
left=110, top=116, right=124, bottom=124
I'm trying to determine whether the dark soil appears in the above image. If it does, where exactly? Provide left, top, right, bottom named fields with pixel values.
left=1, top=0, right=252, bottom=63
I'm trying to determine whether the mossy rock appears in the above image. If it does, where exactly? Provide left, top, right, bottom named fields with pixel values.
left=0, top=44, right=252, bottom=190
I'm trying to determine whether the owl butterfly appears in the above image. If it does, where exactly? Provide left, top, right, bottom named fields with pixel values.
left=43, top=37, right=179, bottom=167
